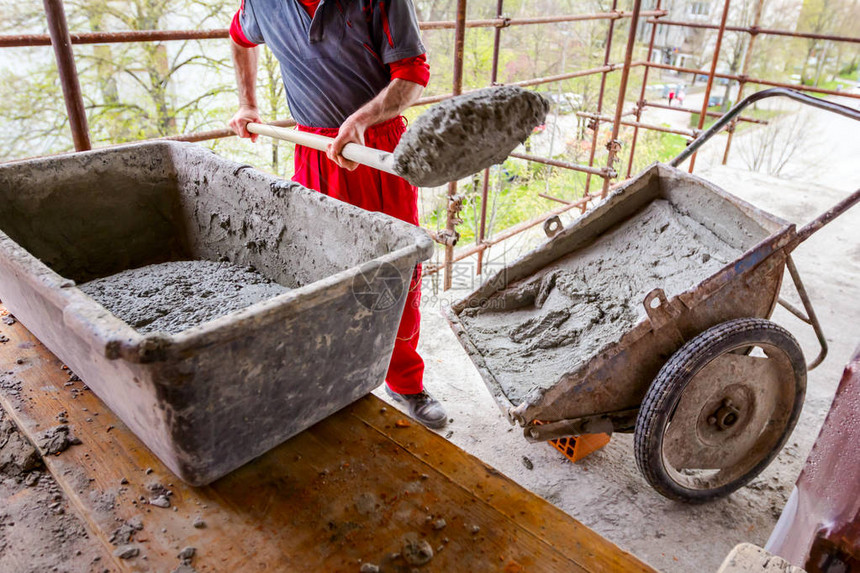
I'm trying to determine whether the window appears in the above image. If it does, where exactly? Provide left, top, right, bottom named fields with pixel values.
left=690, top=1, right=710, bottom=15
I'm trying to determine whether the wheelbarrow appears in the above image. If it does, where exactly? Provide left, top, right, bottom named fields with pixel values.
left=446, top=88, right=860, bottom=503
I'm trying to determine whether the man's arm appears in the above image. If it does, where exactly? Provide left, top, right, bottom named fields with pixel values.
left=228, top=40, right=261, bottom=142
left=327, top=78, right=424, bottom=170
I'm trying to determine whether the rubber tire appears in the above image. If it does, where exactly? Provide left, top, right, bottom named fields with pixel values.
left=634, top=318, right=806, bottom=503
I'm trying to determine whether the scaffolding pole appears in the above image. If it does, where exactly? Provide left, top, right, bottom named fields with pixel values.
left=688, top=0, right=731, bottom=173
left=602, top=0, right=644, bottom=197
left=43, top=0, right=90, bottom=152
left=442, top=0, right=468, bottom=291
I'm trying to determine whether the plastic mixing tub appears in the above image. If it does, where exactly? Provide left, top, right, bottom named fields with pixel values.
left=0, top=141, right=433, bottom=485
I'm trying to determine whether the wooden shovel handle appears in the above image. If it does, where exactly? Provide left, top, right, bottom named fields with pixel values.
left=246, top=123, right=397, bottom=177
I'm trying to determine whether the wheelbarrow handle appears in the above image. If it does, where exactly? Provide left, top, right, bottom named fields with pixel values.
left=669, top=88, right=860, bottom=373
left=793, top=187, right=860, bottom=247
left=669, top=87, right=860, bottom=168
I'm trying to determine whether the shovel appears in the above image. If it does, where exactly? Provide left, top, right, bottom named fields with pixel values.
left=246, top=86, right=549, bottom=188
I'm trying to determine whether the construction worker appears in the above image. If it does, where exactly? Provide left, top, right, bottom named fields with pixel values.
left=227, top=0, right=448, bottom=429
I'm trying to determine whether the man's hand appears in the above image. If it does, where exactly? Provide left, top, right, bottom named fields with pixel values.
left=327, top=117, right=368, bottom=170
left=229, top=105, right=262, bottom=142
left=326, top=78, right=424, bottom=171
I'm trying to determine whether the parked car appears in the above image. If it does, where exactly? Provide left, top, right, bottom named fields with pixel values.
left=696, top=74, right=729, bottom=85
left=708, top=94, right=726, bottom=107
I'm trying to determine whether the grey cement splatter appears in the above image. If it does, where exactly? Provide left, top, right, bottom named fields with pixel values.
left=394, top=86, right=550, bottom=187
left=459, top=199, right=743, bottom=406
left=80, top=260, right=289, bottom=335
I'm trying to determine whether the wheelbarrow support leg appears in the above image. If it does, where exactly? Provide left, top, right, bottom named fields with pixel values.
left=778, top=255, right=828, bottom=370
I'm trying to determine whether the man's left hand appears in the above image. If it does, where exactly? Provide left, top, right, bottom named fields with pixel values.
left=327, top=117, right=368, bottom=171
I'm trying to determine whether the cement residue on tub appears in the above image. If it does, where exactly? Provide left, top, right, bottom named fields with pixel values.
left=80, top=260, right=289, bottom=334
left=459, top=199, right=743, bottom=406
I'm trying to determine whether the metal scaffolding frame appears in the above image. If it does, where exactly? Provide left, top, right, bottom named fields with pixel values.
left=3, top=0, right=859, bottom=289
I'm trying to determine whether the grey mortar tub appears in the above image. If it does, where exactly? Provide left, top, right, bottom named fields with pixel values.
left=0, top=141, right=433, bottom=485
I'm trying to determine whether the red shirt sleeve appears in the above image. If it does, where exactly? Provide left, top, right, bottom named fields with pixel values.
left=389, top=53, right=430, bottom=87
left=230, top=10, right=258, bottom=48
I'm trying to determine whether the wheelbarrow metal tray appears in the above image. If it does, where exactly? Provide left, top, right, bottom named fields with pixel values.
left=448, top=163, right=795, bottom=435
left=0, top=141, right=433, bottom=485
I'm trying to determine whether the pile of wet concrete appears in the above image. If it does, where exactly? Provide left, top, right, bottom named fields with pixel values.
left=459, top=199, right=743, bottom=405
left=80, top=260, right=289, bottom=335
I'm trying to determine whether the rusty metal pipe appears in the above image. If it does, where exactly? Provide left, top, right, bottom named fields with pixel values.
left=794, top=188, right=860, bottom=246
left=0, top=11, right=669, bottom=48
left=643, top=101, right=768, bottom=124
left=538, top=192, right=574, bottom=205
left=644, top=61, right=860, bottom=100
left=579, top=112, right=698, bottom=137
left=9, top=9, right=857, bottom=48
left=443, top=0, right=468, bottom=291
left=418, top=10, right=667, bottom=30
left=689, top=0, right=731, bottom=173
left=782, top=256, right=828, bottom=370
left=510, top=152, right=615, bottom=177
left=671, top=88, right=860, bottom=168
left=585, top=0, right=620, bottom=195
left=602, top=0, right=643, bottom=197
left=44, top=0, right=90, bottom=152
left=477, top=0, right=506, bottom=276
left=0, top=28, right=229, bottom=48
left=647, top=19, right=860, bottom=44
left=627, top=0, right=662, bottom=178
left=723, top=0, right=769, bottom=164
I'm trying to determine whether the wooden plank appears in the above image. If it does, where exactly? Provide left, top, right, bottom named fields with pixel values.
left=347, top=399, right=655, bottom=573
left=0, top=476, right=115, bottom=572
left=0, top=306, right=655, bottom=573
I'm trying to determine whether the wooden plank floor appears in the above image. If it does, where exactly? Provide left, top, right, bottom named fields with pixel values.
left=0, top=305, right=655, bottom=573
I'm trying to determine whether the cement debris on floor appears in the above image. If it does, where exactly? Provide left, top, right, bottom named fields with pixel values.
left=0, top=407, right=112, bottom=573
left=0, top=313, right=652, bottom=573
left=716, top=543, right=804, bottom=573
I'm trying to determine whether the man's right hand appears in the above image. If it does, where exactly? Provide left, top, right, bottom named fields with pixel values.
left=229, top=105, right=262, bottom=142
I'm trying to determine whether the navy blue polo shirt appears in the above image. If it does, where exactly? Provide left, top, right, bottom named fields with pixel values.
left=234, top=0, right=426, bottom=128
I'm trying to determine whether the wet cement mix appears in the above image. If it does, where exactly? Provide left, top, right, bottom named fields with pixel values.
left=459, top=199, right=743, bottom=406
left=393, top=86, right=550, bottom=188
left=80, top=260, right=289, bottom=335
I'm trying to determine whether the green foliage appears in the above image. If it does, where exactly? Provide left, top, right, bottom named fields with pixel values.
left=2, top=0, right=851, bottom=260
left=421, top=156, right=590, bottom=245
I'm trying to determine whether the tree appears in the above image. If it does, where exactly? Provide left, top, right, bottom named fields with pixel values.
left=0, top=0, right=238, bottom=159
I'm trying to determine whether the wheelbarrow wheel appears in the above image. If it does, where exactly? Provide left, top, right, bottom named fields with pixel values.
left=634, top=318, right=806, bottom=503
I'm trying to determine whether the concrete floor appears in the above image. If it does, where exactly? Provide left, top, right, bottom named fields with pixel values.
left=379, top=93, right=860, bottom=572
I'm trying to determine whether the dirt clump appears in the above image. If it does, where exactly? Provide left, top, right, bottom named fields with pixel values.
left=38, top=424, right=82, bottom=456
left=401, top=533, right=434, bottom=566
left=0, top=408, right=106, bottom=572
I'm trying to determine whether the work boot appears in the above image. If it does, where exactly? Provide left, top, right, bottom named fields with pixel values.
left=385, top=387, right=448, bottom=430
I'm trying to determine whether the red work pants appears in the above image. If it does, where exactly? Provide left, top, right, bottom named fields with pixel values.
left=292, top=116, right=424, bottom=394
